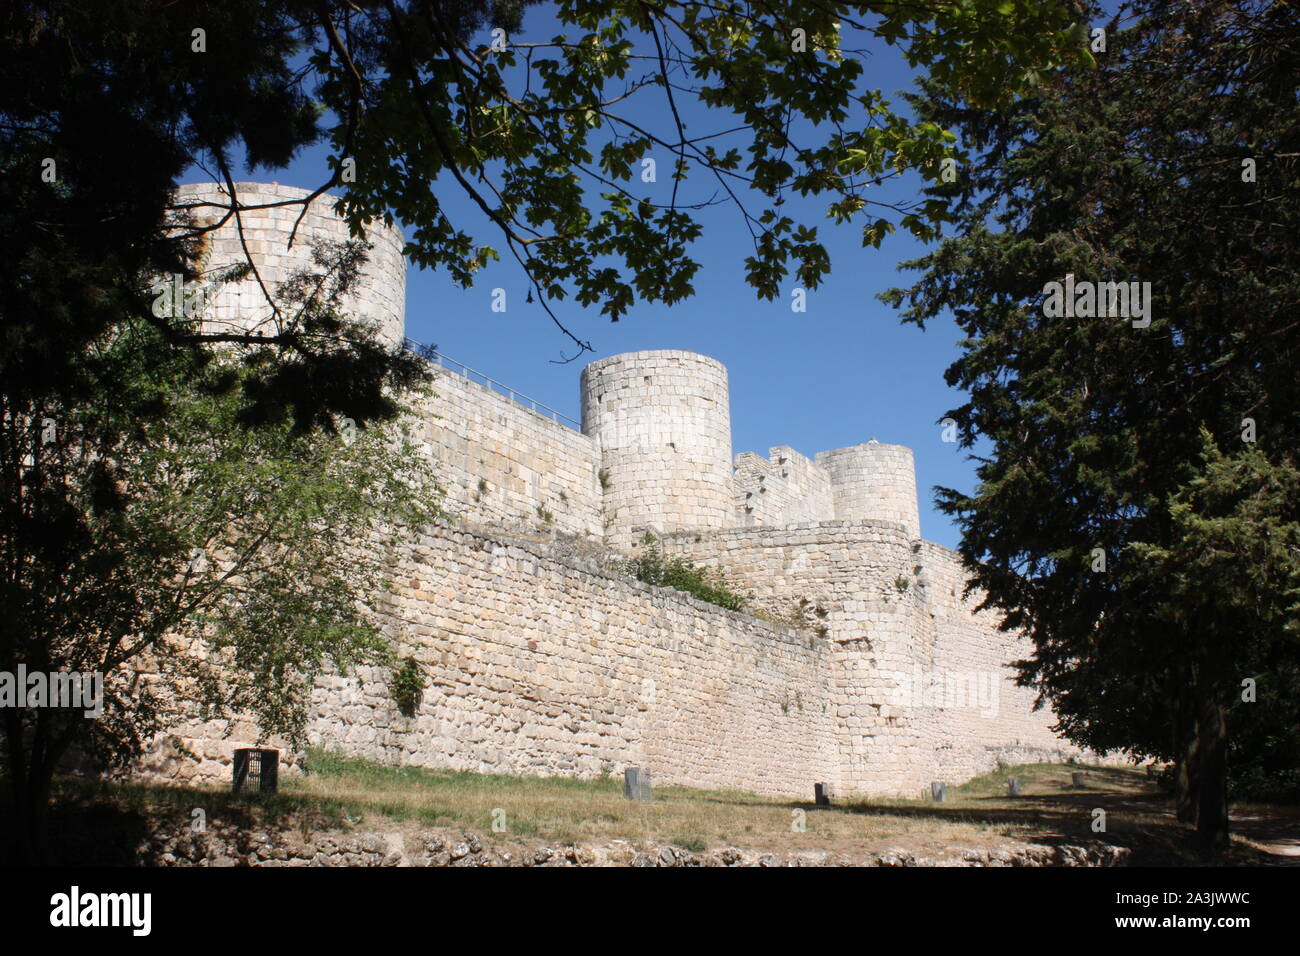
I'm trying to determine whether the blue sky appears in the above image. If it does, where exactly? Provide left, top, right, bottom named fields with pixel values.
left=194, top=7, right=996, bottom=549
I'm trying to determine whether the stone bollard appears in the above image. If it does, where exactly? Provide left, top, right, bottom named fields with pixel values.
left=624, top=767, right=653, bottom=803
left=930, top=782, right=947, bottom=803
left=1008, top=777, right=1022, bottom=796
left=814, top=783, right=831, bottom=807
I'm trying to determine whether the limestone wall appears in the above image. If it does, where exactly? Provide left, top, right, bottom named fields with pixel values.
left=417, top=366, right=602, bottom=538
left=663, top=522, right=1087, bottom=796
left=911, top=541, right=1086, bottom=775
left=146, top=521, right=1087, bottom=801
left=581, top=351, right=735, bottom=545
left=733, top=446, right=835, bottom=526
left=157, top=524, right=838, bottom=798
left=174, top=182, right=407, bottom=347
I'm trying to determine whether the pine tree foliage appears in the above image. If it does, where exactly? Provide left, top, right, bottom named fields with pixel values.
left=882, top=0, right=1300, bottom=845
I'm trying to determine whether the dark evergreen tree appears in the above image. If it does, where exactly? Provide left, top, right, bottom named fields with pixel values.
left=883, top=0, right=1300, bottom=847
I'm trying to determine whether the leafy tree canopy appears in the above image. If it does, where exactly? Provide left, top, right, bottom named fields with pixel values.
left=2, top=275, right=441, bottom=862
left=2, top=0, right=1093, bottom=420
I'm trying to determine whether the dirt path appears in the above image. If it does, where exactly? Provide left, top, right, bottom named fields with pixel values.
left=1229, top=807, right=1300, bottom=864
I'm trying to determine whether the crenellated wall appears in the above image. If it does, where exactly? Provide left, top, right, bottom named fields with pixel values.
left=147, top=183, right=1101, bottom=800
left=733, top=446, right=835, bottom=527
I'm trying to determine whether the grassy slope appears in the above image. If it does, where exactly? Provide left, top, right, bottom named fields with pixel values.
left=32, top=753, right=1293, bottom=865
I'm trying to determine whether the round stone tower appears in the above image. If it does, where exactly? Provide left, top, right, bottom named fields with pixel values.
left=815, top=442, right=922, bottom=539
left=581, top=350, right=734, bottom=544
left=172, top=182, right=406, bottom=347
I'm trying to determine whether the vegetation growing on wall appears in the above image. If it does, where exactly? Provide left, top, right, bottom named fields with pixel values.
left=390, top=659, right=426, bottom=718
left=626, top=534, right=747, bottom=612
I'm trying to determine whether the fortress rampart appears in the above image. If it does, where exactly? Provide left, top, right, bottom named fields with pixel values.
left=582, top=350, right=736, bottom=542
left=413, top=360, right=603, bottom=538
left=146, top=184, right=1099, bottom=798
left=660, top=524, right=1077, bottom=792
left=174, top=181, right=406, bottom=348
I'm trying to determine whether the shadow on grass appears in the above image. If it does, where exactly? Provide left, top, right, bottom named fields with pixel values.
left=6, top=760, right=1294, bottom=867
left=0, top=775, right=357, bottom=866
left=809, top=789, right=1279, bottom=865
left=683, top=765, right=1290, bottom=866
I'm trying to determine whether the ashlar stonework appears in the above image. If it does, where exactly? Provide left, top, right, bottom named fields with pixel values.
left=147, top=182, right=1106, bottom=799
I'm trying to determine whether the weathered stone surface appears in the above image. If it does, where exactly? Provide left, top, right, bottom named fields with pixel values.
left=174, top=182, right=406, bottom=349
left=141, top=184, right=1121, bottom=804
left=582, top=350, right=735, bottom=544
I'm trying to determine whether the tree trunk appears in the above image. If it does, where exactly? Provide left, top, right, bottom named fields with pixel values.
left=1174, top=687, right=1199, bottom=824
left=4, top=709, right=59, bottom=866
left=1195, top=688, right=1230, bottom=849
left=9, top=770, right=53, bottom=866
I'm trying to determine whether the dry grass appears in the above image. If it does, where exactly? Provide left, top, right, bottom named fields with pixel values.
left=39, top=754, right=1296, bottom=864
left=279, top=750, right=1012, bottom=853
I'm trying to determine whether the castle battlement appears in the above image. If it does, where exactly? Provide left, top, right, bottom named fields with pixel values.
left=173, top=181, right=925, bottom=550
left=149, top=184, right=1098, bottom=798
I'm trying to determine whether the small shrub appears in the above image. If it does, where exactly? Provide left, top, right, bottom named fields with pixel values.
left=894, top=575, right=910, bottom=593
left=597, top=468, right=611, bottom=491
left=625, top=534, right=747, bottom=612
left=1229, top=765, right=1300, bottom=804
left=511, top=817, right=541, bottom=837
left=391, top=658, right=425, bottom=717
left=416, top=806, right=453, bottom=827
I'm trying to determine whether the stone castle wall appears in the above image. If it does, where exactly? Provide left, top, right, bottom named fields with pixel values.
left=173, top=182, right=406, bottom=348
left=158, top=520, right=1083, bottom=799
left=155, top=524, right=838, bottom=798
left=662, top=523, right=1088, bottom=795
left=152, top=181, right=1099, bottom=799
left=416, top=367, right=602, bottom=538
left=733, top=446, right=835, bottom=526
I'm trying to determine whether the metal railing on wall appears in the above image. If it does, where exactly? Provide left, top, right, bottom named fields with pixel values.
left=404, top=337, right=582, bottom=430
